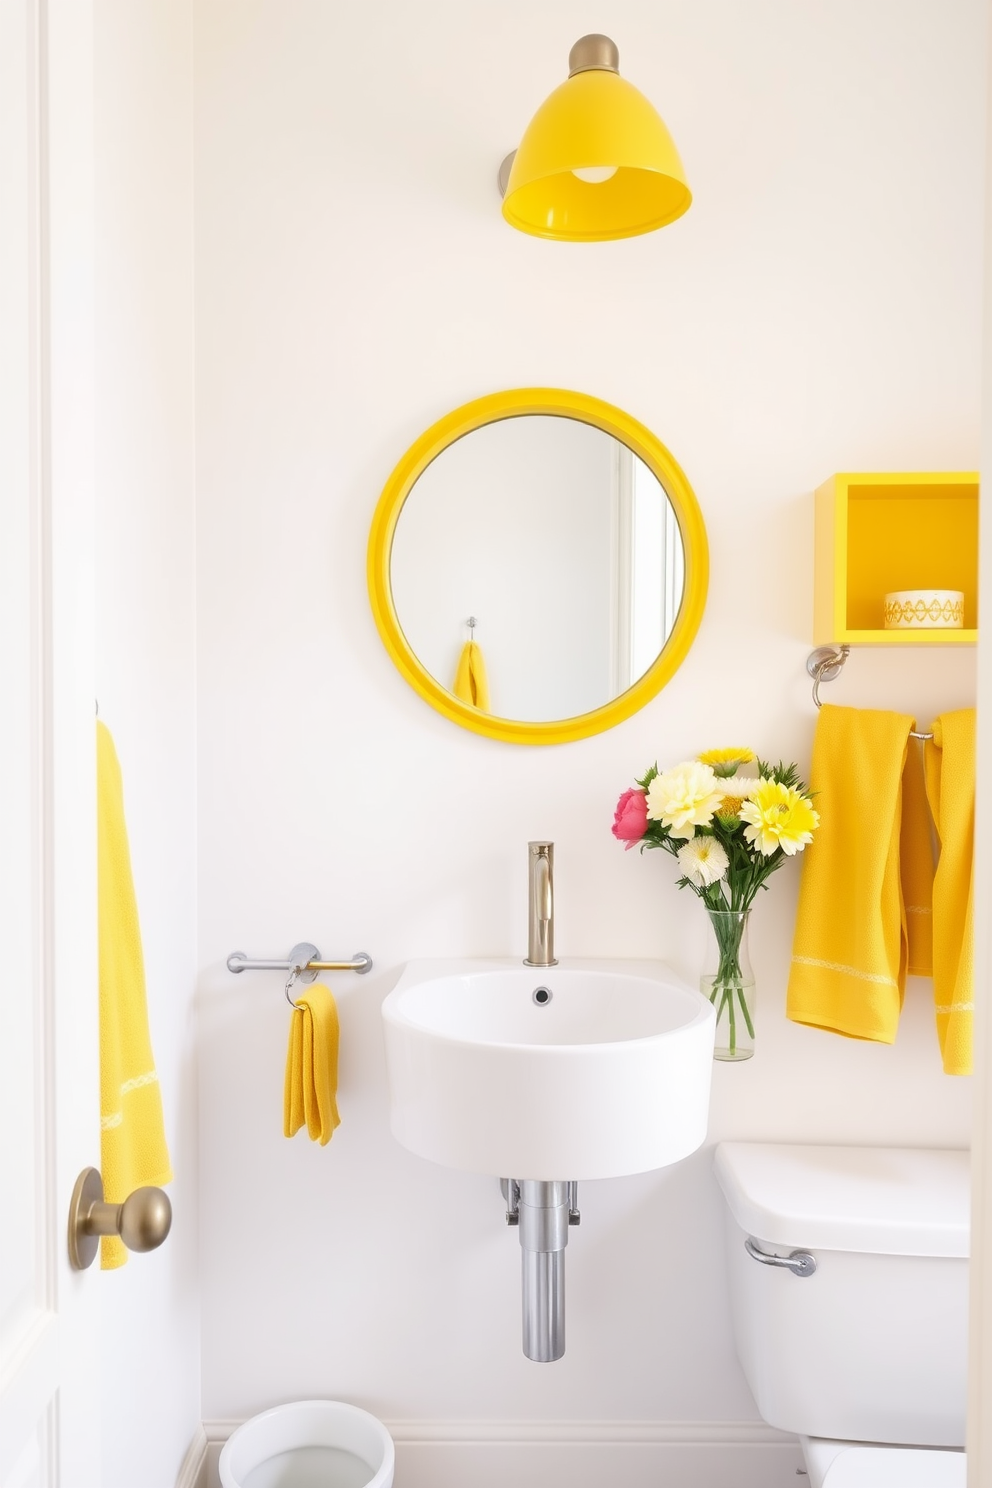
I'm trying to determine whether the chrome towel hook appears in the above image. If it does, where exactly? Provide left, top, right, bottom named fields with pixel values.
left=806, top=645, right=850, bottom=708
left=284, top=945, right=318, bottom=1010
left=805, top=644, right=933, bottom=740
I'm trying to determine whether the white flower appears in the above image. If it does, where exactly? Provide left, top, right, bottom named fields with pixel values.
left=677, top=835, right=730, bottom=887
left=722, top=777, right=762, bottom=799
left=716, top=777, right=763, bottom=815
left=646, top=761, right=725, bottom=840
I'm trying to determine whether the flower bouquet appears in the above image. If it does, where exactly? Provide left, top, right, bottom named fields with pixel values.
left=613, top=749, right=819, bottom=1060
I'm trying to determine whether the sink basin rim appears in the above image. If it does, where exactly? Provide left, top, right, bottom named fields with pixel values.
left=383, top=957, right=714, bottom=1052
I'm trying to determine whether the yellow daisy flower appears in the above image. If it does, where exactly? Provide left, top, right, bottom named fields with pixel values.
left=697, top=747, right=756, bottom=779
left=739, top=780, right=820, bottom=857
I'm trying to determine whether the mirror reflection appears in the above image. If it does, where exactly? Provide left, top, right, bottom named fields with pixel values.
left=389, top=415, right=686, bottom=723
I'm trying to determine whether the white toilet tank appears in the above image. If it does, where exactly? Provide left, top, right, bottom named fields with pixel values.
left=713, top=1143, right=969, bottom=1448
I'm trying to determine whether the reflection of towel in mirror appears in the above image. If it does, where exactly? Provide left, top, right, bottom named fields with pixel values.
left=453, top=640, right=491, bottom=711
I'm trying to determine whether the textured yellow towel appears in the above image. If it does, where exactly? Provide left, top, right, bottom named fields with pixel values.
left=901, top=736, right=935, bottom=978
left=924, top=711, right=974, bottom=1076
left=453, top=640, right=491, bottom=711
left=787, top=705, right=915, bottom=1042
left=284, top=983, right=340, bottom=1145
left=97, top=722, right=172, bottom=1269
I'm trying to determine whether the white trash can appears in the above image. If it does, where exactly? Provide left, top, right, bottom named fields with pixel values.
left=218, top=1400, right=394, bottom=1488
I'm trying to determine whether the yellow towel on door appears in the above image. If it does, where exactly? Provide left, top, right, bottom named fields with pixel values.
left=453, top=640, right=491, bottom=712
left=787, top=705, right=917, bottom=1042
left=284, top=983, right=340, bottom=1145
left=97, top=722, right=172, bottom=1269
left=924, top=711, right=974, bottom=1076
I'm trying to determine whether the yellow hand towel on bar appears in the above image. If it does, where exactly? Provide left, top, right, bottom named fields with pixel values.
left=924, top=711, right=975, bottom=1076
left=97, top=722, right=172, bottom=1269
left=787, top=705, right=917, bottom=1042
left=284, top=983, right=340, bottom=1145
left=453, top=640, right=491, bottom=712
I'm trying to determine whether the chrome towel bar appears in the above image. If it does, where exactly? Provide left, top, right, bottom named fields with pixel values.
left=227, top=942, right=373, bottom=980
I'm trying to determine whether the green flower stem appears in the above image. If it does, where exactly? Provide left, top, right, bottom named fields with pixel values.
left=737, top=982, right=755, bottom=1039
left=705, top=909, right=753, bottom=1057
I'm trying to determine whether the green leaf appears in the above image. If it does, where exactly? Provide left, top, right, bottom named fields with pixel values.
left=757, top=757, right=807, bottom=793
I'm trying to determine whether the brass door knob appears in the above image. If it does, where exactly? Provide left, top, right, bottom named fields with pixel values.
left=68, top=1166, right=172, bottom=1270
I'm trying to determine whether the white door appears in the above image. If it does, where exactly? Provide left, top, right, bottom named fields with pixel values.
left=1, top=2, right=102, bottom=1483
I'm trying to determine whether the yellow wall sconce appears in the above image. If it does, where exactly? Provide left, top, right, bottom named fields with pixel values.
left=498, top=33, right=691, bottom=242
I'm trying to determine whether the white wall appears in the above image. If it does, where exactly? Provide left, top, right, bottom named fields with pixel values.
left=193, top=0, right=983, bottom=1460
left=94, top=4, right=200, bottom=1484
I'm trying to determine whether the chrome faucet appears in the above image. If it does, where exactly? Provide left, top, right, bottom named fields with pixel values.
left=524, top=841, right=557, bottom=967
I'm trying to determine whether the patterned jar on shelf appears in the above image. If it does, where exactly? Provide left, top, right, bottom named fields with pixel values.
left=883, top=589, right=964, bottom=630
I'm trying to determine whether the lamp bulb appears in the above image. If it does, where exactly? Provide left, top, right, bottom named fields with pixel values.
left=571, top=166, right=619, bottom=184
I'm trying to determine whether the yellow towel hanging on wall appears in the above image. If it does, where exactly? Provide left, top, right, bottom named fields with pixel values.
left=97, top=722, right=172, bottom=1269
left=924, top=711, right=974, bottom=1076
left=900, top=736, right=935, bottom=979
left=787, top=705, right=916, bottom=1043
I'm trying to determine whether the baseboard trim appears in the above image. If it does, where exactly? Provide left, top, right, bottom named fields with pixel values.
left=198, top=1417, right=802, bottom=1488
left=389, top=1418, right=793, bottom=1444
left=203, top=1415, right=794, bottom=1445
left=175, top=1423, right=208, bottom=1488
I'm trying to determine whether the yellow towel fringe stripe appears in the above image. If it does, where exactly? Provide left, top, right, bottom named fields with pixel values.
left=791, top=955, right=899, bottom=989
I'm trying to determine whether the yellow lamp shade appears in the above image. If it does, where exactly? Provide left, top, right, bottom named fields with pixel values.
left=502, top=64, right=691, bottom=242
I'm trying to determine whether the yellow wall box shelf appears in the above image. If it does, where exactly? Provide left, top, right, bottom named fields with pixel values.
left=813, top=471, right=978, bottom=646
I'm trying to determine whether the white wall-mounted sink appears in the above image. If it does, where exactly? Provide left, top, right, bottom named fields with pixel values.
left=381, top=959, right=716, bottom=1180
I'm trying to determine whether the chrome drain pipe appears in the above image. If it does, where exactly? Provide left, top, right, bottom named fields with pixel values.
left=503, top=1179, right=579, bottom=1362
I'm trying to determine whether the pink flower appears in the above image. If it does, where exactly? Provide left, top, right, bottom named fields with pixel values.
left=612, top=788, right=648, bottom=850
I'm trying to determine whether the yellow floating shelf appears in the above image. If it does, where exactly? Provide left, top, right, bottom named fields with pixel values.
left=813, top=471, right=979, bottom=646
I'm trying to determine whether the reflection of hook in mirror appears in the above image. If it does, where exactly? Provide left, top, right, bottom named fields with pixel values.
left=367, top=388, right=709, bottom=746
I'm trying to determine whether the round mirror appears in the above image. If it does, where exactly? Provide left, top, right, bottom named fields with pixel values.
left=368, top=389, right=708, bottom=744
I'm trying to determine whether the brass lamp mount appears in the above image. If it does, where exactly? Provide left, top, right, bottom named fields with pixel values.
left=568, top=34, right=619, bottom=75
left=497, top=153, right=516, bottom=199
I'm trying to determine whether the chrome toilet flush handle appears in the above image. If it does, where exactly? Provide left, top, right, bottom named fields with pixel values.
left=745, top=1235, right=817, bottom=1278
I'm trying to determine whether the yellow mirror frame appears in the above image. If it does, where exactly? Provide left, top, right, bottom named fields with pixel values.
left=367, top=388, right=709, bottom=745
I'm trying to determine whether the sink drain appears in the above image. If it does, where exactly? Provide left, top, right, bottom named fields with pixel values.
left=532, top=986, right=553, bottom=1006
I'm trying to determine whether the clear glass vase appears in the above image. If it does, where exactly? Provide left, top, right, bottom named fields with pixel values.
left=700, top=907, right=755, bottom=1062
